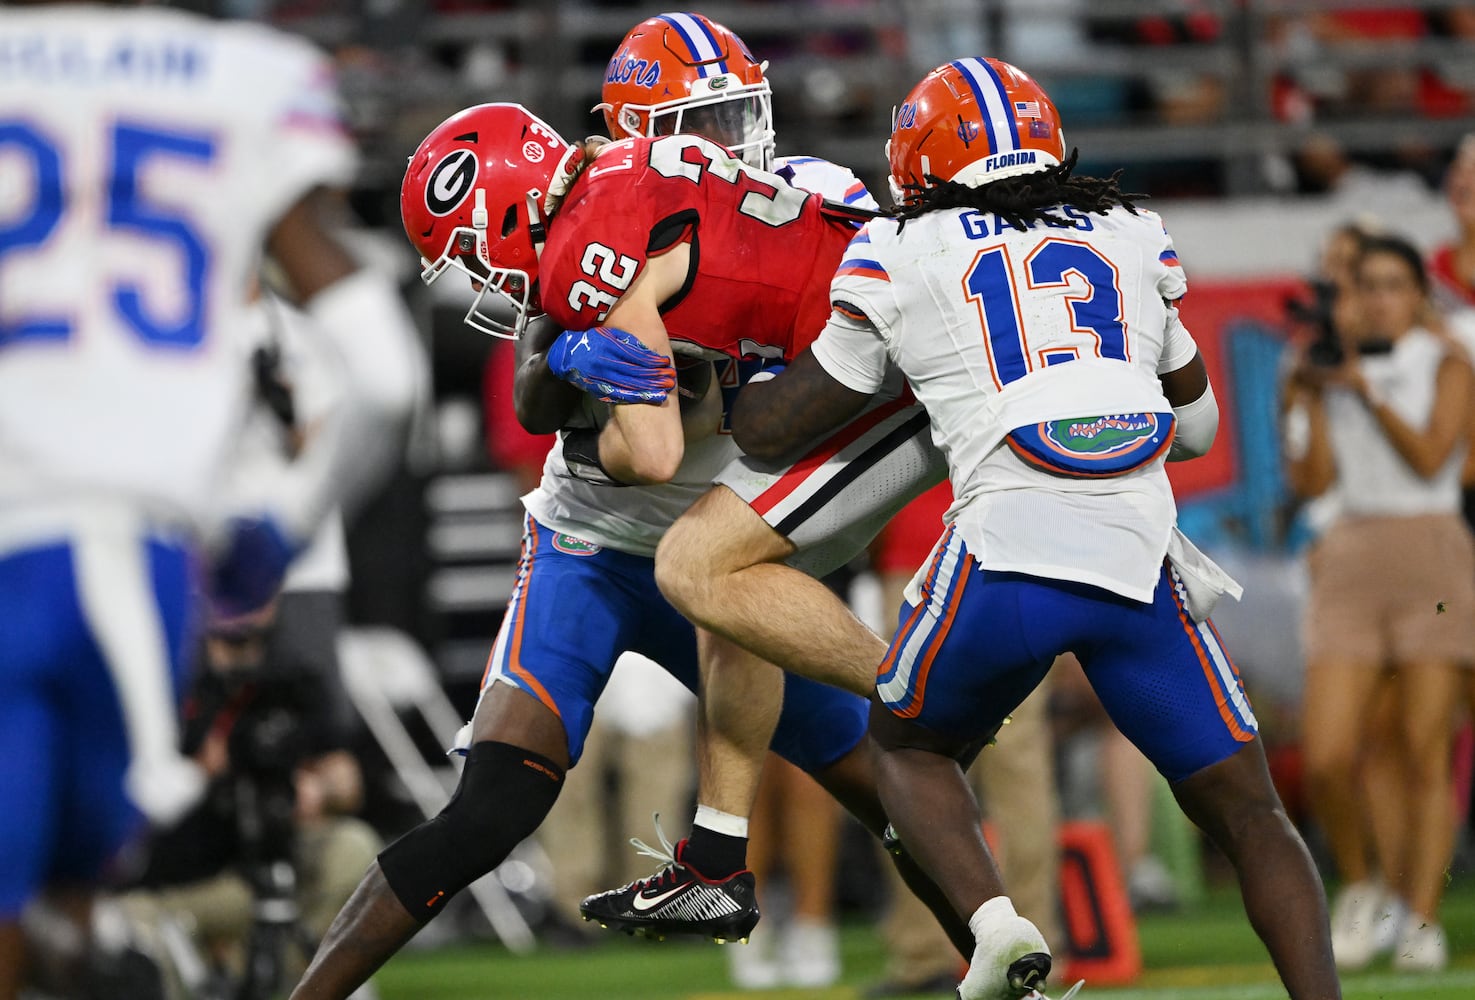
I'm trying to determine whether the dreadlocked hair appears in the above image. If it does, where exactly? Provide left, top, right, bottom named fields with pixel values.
left=891, top=149, right=1144, bottom=232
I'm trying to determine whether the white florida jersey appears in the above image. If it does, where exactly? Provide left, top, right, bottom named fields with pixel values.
left=811, top=204, right=1200, bottom=601
left=524, top=158, right=877, bottom=556
left=0, top=6, right=355, bottom=530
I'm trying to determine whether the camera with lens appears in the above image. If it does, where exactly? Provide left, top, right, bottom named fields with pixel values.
left=221, top=663, right=310, bottom=870
left=1280, top=280, right=1351, bottom=370
left=1284, top=279, right=1345, bottom=368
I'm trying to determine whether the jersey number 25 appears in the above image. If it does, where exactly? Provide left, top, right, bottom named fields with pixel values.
left=1, top=120, right=216, bottom=351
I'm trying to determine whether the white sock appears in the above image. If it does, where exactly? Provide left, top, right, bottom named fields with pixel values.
left=694, top=804, right=750, bottom=839
left=968, top=895, right=1019, bottom=940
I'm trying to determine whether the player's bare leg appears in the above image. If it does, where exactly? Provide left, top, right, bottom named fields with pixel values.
left=694, top=630, right=782, bottom=822
left=1171, top=738, right=1341, bottom=1000
left=867, top=705, right=1053, bottom=1000
left=655, top=485, right=886, bottom=697
left=291, top=686, right=568, bottom=1000
left=809, top=740, right=974, bottom=958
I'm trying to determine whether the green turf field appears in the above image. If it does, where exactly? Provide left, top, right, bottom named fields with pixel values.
left=374, top=882, right=1475, bottom=1000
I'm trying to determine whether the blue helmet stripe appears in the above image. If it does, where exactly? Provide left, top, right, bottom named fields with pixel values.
left=975, top=59, right=1022, bottom=151
left=947, top=60, right=998, bottom=155
left=659, top=12, right=726, bottom=77
left=952, top=58, right=1017, bottom=155
left=689, top=12, right=730, bottom=75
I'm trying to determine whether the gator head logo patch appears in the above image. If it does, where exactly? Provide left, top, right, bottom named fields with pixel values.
left=1006, top=412, right=1176, bottom=479
left=552, top=533, right=602, bottom=556
left=1052, top=414, right=1162, bottom=454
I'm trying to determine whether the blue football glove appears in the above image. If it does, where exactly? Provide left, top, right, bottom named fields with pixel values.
left=209, top=514, right=301, bottom=621
left=546, top=326, right=677, bottom=404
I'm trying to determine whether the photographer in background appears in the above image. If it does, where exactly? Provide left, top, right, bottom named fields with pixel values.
left=1284, top=221, right=1376, bottom=373
left=119, top=606, right=380, bottom=1000
left=1283, top=234, right=1475, bottom=973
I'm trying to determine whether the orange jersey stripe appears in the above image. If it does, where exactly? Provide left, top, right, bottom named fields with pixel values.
left=485, top=519, right=563, bottom=718
left=1169, top=576, right=1251, bottom=742
left=898, top=550, right=973, bottom=719
left=876, top=527, right=954, bottom=681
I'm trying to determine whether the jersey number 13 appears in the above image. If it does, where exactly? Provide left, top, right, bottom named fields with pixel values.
left=963, top=237, right=1129, bottom=389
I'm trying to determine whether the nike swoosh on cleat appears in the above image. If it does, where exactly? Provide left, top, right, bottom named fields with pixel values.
left=631, top=884, right=691, bottom=912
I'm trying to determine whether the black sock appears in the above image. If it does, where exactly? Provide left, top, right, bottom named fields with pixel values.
left=682, top=825, right=748, bottom=880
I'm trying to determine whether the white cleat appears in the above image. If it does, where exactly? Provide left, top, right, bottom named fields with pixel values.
left=957, top=897, right=1052, bottom=1000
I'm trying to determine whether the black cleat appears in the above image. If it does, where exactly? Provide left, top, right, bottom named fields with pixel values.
left=1007, top=953, right=1052, bottom=994
left=579, top=821, right=759, bottom=943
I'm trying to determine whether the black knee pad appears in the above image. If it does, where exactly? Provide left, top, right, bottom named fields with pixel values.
left=377, top=740, right=564, bottom=921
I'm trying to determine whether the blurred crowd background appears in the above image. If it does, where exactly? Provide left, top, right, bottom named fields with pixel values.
left=33, top=0, right=1475, bottom=996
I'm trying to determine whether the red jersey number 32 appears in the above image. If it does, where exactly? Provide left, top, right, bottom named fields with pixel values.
left=568, top=242, right=639, bottom=318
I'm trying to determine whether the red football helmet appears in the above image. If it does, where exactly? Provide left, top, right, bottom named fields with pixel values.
left=400, top=103, right=578, bottom=339
left=597, top=12, right=775, bottom=170
left=887, top=58, right=1066, bottom=207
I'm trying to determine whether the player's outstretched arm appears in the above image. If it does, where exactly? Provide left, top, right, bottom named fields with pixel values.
left=266, top=186, right=422, bottom=516
left=731, top=347, right=872, bottom=461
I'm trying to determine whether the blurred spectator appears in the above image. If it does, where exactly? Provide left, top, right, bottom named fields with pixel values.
left=1283, top=221, right=1380, bottom=376
left=1283, top=234, right=1475, bottom=973
left=1091, top=0, right=1226, bottom=127
left=1291, top=133, right=1435, bottom=208
left=1430, top=136, right=1475, bottom=316
left=1268, top=8, right=1464, bottom=186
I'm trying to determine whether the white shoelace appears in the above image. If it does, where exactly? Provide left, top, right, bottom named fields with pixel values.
left=627, top=813, right=682, bottom=876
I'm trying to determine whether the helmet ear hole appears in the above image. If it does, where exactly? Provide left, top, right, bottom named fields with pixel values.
left=500, top=204, right=520, bottom=238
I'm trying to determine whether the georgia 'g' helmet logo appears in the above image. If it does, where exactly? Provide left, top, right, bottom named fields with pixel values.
left=425, top=148, right=478, bottom=216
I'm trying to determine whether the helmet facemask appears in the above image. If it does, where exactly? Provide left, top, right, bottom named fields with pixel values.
left=636, top=72, right=776, bottom=170
left=418, top=189, right=540, bottom=341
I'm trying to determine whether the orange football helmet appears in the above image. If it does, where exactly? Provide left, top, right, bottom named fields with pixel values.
left=887, top=58, right=1066, bottom=207
left=598, top=12, right=775, bottom=169
left=400, top=103, right=579, bottom=339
